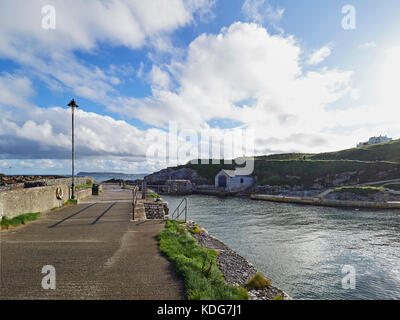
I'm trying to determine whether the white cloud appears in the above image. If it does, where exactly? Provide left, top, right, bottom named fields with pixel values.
left=0, top=73, right=35, bottom=109
left=242, top=0, right=284, bottom=29
left=0, top=0, right=215, bottom=103
left=1, top=2, right=398, bottom=173
left=307, top=44, right=332, bottom=65
left=149, top=65, right=172, bottom=89
left=110, top=22, right=356, bottom=154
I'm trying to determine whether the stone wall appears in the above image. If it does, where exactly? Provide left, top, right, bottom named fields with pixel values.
left=144, top=202, right=166, bottom=219
left=0, top=184, right=70, bottom=219
left=0, top=176, right=93, bottom=192
left=76, top=187, right=93, bottom=202
left=0, top=181, right=96, bottom=219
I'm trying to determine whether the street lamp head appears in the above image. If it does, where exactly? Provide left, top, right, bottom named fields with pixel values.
left=68, top=99, right=79, bottom=108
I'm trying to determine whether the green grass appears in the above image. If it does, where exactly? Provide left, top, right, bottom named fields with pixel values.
left=146, top=189, right=161, bottom=200
left=176, top=158, right=400, bottom=187
left=273, top=295, right=284, bottom=300
left=64, top=199, right=77, bottom=206
left=245, top=272, right=271, bottom=290
left=146, top=192, right=159, bottom=198
left=332, top=186, right=384, bottom=196
left=75, top=183, right=93, bottom=190
left=158, top=220, right=249, bottom=300
left=382, top=183, right=400, bottom=191
left=1, top=212, right=41, bottom=230
left=309, top=139, right=400, bottom=163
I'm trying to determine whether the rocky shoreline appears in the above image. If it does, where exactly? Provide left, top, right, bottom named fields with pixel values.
left=185, top=221, right=291, bottom=300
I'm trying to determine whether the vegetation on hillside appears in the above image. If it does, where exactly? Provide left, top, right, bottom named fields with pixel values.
left=182, top=159, right=400, bottom=187
left=309, top=139, right=400, bottom=163
left=158, top=220, right=249, bottom=300
left=149, top=139, right=400, bottom=187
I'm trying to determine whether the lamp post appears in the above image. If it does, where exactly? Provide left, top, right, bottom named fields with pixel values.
left=68, top=99, right=79, bottom=199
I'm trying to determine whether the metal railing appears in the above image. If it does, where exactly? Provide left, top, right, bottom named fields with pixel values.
left=132, top=185, right=139, bottom=220
left=171, top=197, right=188, bottom=222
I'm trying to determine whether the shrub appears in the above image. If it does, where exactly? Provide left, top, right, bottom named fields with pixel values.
left=189, top=224, right=203, bottom=234
left=245, top=272, right=271, bottom=290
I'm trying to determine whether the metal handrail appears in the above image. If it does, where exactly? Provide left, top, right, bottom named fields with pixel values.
left=171, top=197, right=187, bottom=222
left=132, top=185, right=139, bottom=220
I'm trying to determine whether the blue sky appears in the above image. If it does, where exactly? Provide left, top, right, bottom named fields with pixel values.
left=0, top=0, right=399, bottom=174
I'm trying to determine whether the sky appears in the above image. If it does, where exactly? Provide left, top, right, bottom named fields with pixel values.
left=0, top=0, right=400, bottom=174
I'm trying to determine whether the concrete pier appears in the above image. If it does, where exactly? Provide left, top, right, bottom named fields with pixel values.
left=0, top=184, right=184, bottom=299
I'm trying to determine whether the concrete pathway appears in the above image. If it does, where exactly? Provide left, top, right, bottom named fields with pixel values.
left=0, top=184, right=184, bottom=300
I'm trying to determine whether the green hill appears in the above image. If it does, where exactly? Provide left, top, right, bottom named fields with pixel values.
left=148, top=139, right=400, bottom=188
left=309, top=139, right=400, bottom=163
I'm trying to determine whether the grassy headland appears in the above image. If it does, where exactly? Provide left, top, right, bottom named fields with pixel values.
left=162, top=139, right=400, bottom=188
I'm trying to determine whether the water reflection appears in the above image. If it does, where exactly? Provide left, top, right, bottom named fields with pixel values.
left=163, top=194, right=400, bottom=300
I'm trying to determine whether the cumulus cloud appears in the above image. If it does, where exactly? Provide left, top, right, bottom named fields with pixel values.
left=307, top=44, right=332, bottom=65
left=0, top=0, right=215, bottom=103
left=110, top=23, right=356, bottom=154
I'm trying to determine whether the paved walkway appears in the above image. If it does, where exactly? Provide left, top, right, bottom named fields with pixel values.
left=0, top=184, right=184, bottom=299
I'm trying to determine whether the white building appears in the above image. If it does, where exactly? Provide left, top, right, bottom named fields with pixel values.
left=357, top=135, right=392, bottom=148
left=215, top=169, right=254, bottom=192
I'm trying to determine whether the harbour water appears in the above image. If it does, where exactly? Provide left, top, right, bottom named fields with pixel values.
left=77, top=173, right=146, bottom=182
left=163, top=194, right=400, bottom=300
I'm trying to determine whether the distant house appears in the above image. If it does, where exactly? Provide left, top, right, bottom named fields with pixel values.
left=357, top=135, right=392, bottom=148
left=215, top=169, right=254, bottom=192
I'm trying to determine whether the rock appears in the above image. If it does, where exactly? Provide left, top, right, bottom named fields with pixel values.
left=144, top=167, right=207, bottom=186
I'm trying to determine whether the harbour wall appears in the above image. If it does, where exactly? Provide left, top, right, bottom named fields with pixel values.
left=0, top=177, right=96, bottom=219
left=250, top=194, right=400, bottom=209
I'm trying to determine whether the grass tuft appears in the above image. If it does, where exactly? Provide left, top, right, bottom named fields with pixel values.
left=158, top=220, right=249, bottom=300
left=1, top=212, right=41, bottom=230
left=245, top=272, right=271, bottom=290
left=64, top=199, right=77, bottom=206
left=189, top=224, right=203, bottom=234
